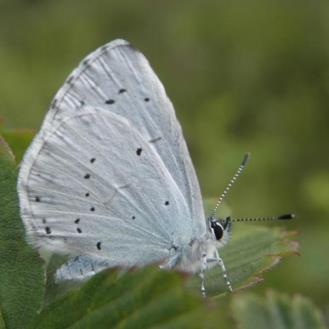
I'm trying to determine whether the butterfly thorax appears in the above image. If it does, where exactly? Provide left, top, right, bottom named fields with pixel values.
left=162, top=217, right=232, bottom=273
left=162, top=237, right=218, bottom=274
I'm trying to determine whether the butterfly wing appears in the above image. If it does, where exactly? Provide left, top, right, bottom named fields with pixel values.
left=44, top=39, right=205, bottom=234
left=55, top=256, right=111, bottom=282
left=18, top=39, right=206, bottom=267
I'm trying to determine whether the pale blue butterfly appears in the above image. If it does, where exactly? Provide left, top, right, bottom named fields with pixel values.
left=17, top=39, right=294, bottom=296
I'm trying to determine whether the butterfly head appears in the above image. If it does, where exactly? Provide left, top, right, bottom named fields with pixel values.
left=208, top=216, right=232, bottom=247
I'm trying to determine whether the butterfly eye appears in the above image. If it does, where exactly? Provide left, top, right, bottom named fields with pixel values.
left=210, top=221, right=224, bottom=241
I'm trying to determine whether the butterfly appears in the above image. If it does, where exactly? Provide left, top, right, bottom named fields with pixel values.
left=17, top=39, right=294, bottom=296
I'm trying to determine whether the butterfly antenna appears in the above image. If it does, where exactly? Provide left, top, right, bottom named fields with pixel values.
left=231, top=213, right=295, bottom=222
left=211, top=152, right=251, bottom=218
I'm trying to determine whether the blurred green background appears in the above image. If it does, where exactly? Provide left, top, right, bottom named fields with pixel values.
left=0, top=0, right=328, bottom=322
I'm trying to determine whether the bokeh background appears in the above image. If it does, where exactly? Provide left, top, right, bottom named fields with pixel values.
left=1, top=0, right=328, bottom=324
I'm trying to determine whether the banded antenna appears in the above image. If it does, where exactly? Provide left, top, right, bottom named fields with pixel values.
left=211, top=152, right=251, bottom=218
left=231, top=213, right=295, bottom=222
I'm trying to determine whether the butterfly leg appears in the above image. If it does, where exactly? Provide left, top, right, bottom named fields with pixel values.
left=214, top=250, right=232, bottom=292
left=199, top=253, right=208, bottom=298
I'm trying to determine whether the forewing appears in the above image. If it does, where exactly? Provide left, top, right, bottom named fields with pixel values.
left=40, top=39, right=205, bottom=235
left=18, top=109, right=193, bottom=266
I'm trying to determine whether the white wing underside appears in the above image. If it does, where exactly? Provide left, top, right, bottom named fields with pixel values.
left=18, top=39, right=206, bottom=271
left=55, top=256, right=111, bottom=282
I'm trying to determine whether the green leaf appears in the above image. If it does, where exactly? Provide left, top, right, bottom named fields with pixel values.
left=0, top=135, right=45, bottom=329
left=45, top=198, right=298, bottom=302
left=187, top=225, right=298, bottom=297
left=0, top=128, right=35, bottom=164
left=0, top=307, right=6, bottom=329
left=30, top=266, right=215, bottom=329
left=231, top=290, right=328, bottom=329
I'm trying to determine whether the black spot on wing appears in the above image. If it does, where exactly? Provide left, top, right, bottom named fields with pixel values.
left=136, top=148, right=142, bottom=156
left=96, top=241, right=102, bottom=250
left=45, top=227, right=51, bottom=234
left=84, top=174, right=90, bottom=179
left=105, top=99, right=115, bottom=105
left=118, top=88, right=126, bottom=94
